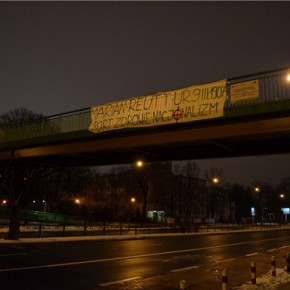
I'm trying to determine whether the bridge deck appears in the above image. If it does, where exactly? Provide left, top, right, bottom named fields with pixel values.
left=0, top=67, right=289, bottom=166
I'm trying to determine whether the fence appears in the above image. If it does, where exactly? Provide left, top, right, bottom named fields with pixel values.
left=1, top=220, right=289, bottom=239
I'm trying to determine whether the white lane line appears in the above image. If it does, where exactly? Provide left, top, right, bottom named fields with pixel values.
left=0, top=253, right=28, bottom=257
left=99, top=276, right=142, bottom=286
left=246, top=253, right=258, bottom=257
left=267, top=248, right=278, bottom=252
left=279, top=245, right=290, bottom=249
left=171, top=265, right=199, bottom=272
left=0, top=237, right=289, bottom=272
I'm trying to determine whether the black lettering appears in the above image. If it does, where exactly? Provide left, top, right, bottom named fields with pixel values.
left=114, top=117, right=122, bottom=128
left=135, top=98, right=143, bottom=111
left=129, top=99, right=136, bottom=111
left=173, top=92, right=182, bottom=105
left=210, top=102, right=218, bottom=113
left=143, top=96, right=153, bottom=110
left=199, top=104, right=209, bottom=116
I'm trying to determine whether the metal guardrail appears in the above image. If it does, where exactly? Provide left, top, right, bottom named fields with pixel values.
left=1, top=221, right=289, bottom=239
left=0, top=67, right=289, bottom=147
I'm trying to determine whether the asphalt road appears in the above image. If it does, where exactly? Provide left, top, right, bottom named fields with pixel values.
left=1, top=230, right=290, bottom=290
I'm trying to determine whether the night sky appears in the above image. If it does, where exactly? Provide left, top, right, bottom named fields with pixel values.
left=0, top=1, right=290, bottom=185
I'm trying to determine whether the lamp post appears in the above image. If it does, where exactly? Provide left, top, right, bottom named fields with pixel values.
left=130, top=197, right=136, bottom=221
left=209, top=177, right=220, bottom=221
left=135, top=159, right=149, bottom=221
left=279, top=193, right=288, bottom=223
left=254, top=186, right=266, bottom=224
left=254, top=187, right=262, bottom=223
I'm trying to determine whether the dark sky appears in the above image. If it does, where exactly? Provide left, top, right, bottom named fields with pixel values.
left=0, top=1, right=290, bottom=185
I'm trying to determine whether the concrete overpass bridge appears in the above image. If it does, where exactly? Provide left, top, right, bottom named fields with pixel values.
left=0, top=66, right=290, bottom=168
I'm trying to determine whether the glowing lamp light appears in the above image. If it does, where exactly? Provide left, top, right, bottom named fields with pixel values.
left=136, top=160, right=144, bottom=168
left=212, top=177, right=219, bottom=184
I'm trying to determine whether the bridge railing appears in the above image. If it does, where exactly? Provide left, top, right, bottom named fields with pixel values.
left=226, top=67, right=290, bottom=106
left=0, top=67, right=289, bottom=146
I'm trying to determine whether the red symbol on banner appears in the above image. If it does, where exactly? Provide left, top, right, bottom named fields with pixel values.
left=172, top=107, right=183, bottom=122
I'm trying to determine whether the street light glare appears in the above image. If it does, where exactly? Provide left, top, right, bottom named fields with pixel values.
left=213, top=177, right=219, bottom=184
left=136, top=160, right=144, bottom=168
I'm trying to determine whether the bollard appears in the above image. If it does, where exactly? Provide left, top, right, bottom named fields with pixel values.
left=179, top=280, right=189, bottom=289
left=251, top=261, right=256, bottom=285
left=271, top=256, right=276, bottom=277
left=221, top=269, right=228, bottom=290
left=286, top=252, right=290, bottom=273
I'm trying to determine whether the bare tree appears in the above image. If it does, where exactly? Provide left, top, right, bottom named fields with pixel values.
left=0, top=107, right=43, bottom=127
left=0, top=108, right=54, bottom=240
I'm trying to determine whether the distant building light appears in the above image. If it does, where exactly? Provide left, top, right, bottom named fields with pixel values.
left=281, top=208, right=290, bottom=215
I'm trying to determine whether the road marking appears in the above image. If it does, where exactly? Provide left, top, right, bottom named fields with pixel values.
left=267, top=248, right=278, bottom=252
left=171, top=265, right=199, bottom=272
left=0, top=253, right=28, bottom=257
left=99, top=276, right=142, bottom=286
left=0, top=237, right=289, bottom=272
left=246, top=253, right=258, bottom=257
left=279, top=245, right=290, bottom=249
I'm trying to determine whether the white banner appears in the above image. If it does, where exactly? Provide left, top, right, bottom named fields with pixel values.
left=89, top=79, right=227, bottom=133
left=230, top=80, right=259, bottom=103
